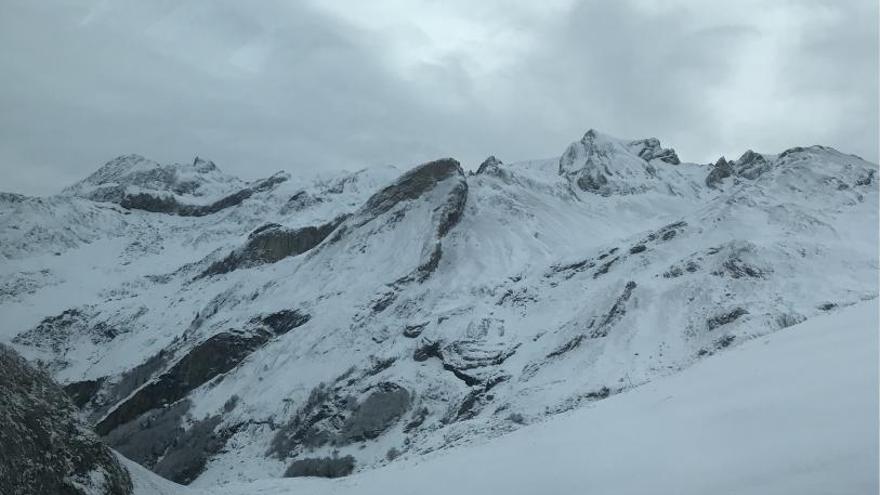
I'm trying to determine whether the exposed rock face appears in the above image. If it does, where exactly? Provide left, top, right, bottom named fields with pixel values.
left=628, top=138, right=680, bottom=165
left=63, top=154, right=289, bottom=216
left=102, top=398, right=226, bottom=485
left=351, top=158, right=465, bottom=228
left=92, top=310, right=308, bottom=484
left=201, top=218, right=344, bottom=277
left=340, top=382, right=411, bottom=442
left=706, top=151, right=772, bottom=188
left=103, top=400, right=191, bottom=475
left=119, top=172, right=288, bottom=216
left=705, top=157, right=734, bottom=188
left=284, top=456, right=356, bottom=478
left=734, top=150, right=770, bottom=180
left=0, top=344, right=132, bottom=495
left=96, top=310, right=310, bottom=436
left=95, top=332, right=265, bottom=435
left=282, top=190, right=324, bottom=213
left=558, top=129, right=679, bottom=196
left=269, top=381, right=411, bottom=460
left=707, top=308, right=749, bottom=330
left=413, top=338, right=517, bottom=386
left=475, top=156, right=504, bottom=176
left=590, top=281, right=638, bottom=338
left=327, top=158, right=468, bottom=283
left=65, top=154, right=228, bottom=203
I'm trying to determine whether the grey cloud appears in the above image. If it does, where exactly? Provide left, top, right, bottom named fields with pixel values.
left=0, top=0, right=876, bottom=195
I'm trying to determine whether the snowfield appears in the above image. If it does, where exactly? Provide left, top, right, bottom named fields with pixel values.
left=128, top=301, right=878, bottom=495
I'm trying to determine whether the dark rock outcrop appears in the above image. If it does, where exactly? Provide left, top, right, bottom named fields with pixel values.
left=413, top=339, right=516, bottom=386
left=0, top=344, right=132, bottom=495
left=706, top=151, right=772, bottom=188
left=545, top=281, right=638, bottom=358
left=119, top=172, right=287, bottom=216
left=475, top=156, right=503, bottom=175
left=329, top=158, right=466, bottom=238
left=200, top=218, right=344, bottom=277
left=95, top=332, right=262, bottom=435
left=102, top=398, right=226, bottom=485
left=96, top=310, right=309, bottom=436
left=558, top=130, right=680, bottom=196
left=706, top=308, right=749, bottom=330
left=85, top=351, right=170, bottom=422
left=269, top=381, right=411, bottom=461
left=339, top=382, right=411, bottom=442
left=151, top=413, right=224, bottom=484
left=705, top=157, right=734, bottom=188
left=590, top=281, right=637, bottom=338
left=629, top=138, right=680, bottom=165
left=103, top=400, right=191, bottom=473
left=734, top=150, right=770, bottom=180
left=64, top=378, right=105, bottom=408
left=359, top=158, right=463, bottom=224
left=321, top=159, right=467, bottom=284
left=282, top=190, right=324, bottom=213
left=284, top=456, right=355, bottom=478
left=403, top=322, right=428, bottom=338
left=856, top=170, right=875, bottom=187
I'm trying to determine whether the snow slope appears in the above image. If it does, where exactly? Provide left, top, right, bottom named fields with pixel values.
left=130, top=301, right=879, bottom=495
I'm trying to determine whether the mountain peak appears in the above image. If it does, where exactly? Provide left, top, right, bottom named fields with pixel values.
left=558, top=130, right=680, bottom=195
left=360, top=158, right=463, bottom=221
left=628, top=137, right=680, bottom=165
left=192, top=156, right=218, bottom=173
left=82, top=154, right=160, bottom=185
left=62, top=154, right=243, bottom=204
left=475, top=155, right=503, bottom=176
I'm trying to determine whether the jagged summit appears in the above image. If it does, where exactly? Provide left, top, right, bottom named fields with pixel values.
left=60, top=154, right=292, bottom=216
left=475, top=156, right=503, bottom=175
left=77, top=154, right=161, bottom=185
left=628, top=137, right=680, bottom=165
left=63, top=153, right=244, bottom=204
left=558, top=129, right=682, bottom=196
left=358, top=158, right=463, bottom=221
left=191, top=156, right=218, bottom=173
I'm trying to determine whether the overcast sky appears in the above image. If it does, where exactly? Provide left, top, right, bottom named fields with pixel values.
left=1, top=0, right=877, bottom=195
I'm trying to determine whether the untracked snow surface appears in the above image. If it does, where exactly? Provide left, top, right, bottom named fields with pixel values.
left=130, top=301, right=878, bottom=495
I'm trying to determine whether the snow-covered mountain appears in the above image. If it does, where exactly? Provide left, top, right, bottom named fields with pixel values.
left=1, top=129, right=877, bottom=489
left=124, top=300, right=877, bottom=495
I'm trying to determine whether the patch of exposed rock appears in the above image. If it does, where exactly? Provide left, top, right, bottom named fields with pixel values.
left=96, top=310, right=310, bottom=436
left=200, top=219, right=344, bottom=277
left=475, top=156, right=504, bottom=176
left=119, top=172, right=288, bottom=216
left=558, top=130, right=679, bottom=196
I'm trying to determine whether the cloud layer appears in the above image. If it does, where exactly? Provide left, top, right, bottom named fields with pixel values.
left=1, top=0, right=876, bottom=194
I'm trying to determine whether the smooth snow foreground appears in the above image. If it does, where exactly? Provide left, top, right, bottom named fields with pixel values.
left=131, top=301, right=879, bottom=495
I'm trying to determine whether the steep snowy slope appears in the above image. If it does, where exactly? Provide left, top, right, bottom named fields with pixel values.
left=199, top=300, right=877, bottom=495
left=1, top=130, right=876, bottom=488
